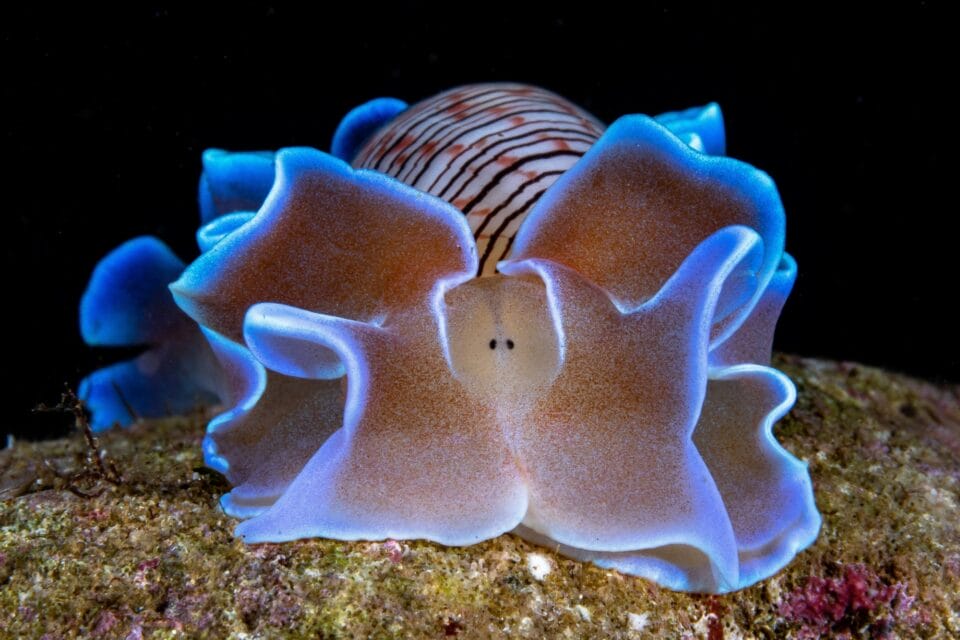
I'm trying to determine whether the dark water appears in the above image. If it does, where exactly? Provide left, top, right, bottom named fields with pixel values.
left=4, top=4, right=955, bottom=440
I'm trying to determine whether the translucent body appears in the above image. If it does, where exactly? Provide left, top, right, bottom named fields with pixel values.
left=78, top=83, right=820, bottom=593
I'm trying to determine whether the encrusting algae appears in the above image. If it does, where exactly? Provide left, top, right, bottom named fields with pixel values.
left=1, top=355, right=958, bottom=639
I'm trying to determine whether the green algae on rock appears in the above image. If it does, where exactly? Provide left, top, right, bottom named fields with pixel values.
left=2, top=356, right=958, bottom=639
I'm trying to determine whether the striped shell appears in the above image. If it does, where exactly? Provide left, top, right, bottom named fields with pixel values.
left=351, top=83, right=605, bottom=276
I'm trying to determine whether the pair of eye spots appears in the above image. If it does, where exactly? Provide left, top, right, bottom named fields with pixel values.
left=489, top=339, right=515, bottom=350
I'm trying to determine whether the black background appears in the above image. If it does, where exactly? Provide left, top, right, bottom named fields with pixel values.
left=5, top=4, right=956, bottom=440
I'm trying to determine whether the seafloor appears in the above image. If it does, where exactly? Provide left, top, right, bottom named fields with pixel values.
left=1, top=356, right=958, bottom=639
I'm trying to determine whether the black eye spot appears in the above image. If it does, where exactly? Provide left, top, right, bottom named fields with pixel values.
left=506, top=339, right=515, bottom=349
left=489, top=339, right=497, bottom=349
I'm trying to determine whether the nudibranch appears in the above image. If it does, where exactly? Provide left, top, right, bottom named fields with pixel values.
left=79, top=83, right=820, bottom=593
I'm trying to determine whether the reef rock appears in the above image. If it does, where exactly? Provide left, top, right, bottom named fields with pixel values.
left=1, top=355, right=958, bottom=639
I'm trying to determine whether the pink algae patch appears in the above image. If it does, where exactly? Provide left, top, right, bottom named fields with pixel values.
left=134, top=557, right=160, bottom=588
left=92, top=609, right=121, bottom=636
left=382, top=539, right=405, bottom=564
left=778, top=564, right=923, bottom=639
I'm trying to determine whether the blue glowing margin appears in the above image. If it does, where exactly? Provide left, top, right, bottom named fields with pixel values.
left=509, top=114, right=785, bottom=349
left=331, top=97, right=409, bottom=162
left=655, top=102, right=726, bottom=156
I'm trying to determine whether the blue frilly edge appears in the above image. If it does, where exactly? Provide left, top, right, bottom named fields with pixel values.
left=193, top=99, right=726, bottom=257
left=197, top=97, right=408, bottom=229
left=79, top=95, right=415, bottom=429
left=197, top=212, right=256, bottom=253
left=79, top=237, right=221, bottom=431
left=80, top=236, right=186, bottom=346
left=508, top=111, right=784, bottom=351
left=199, top=327, right=266, bottom=477
left=194, top=97, right=408, bottom=252
left=331, top=97, right=408, bottom=162
left=80, top=98, right=752, bottom=440
left=198, top=149, right=276, bottom=225
left=80, top=98, right=748, bottom=440
left=655, top=102, right=726, bottom=155
left=76, top=95, right=816, bottom=594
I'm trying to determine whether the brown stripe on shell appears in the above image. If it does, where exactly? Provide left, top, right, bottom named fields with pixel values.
left=352, top=83, right=605, bottom=276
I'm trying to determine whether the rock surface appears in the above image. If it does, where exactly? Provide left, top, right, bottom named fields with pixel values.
left=1, top=356, right=958, bottom=639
